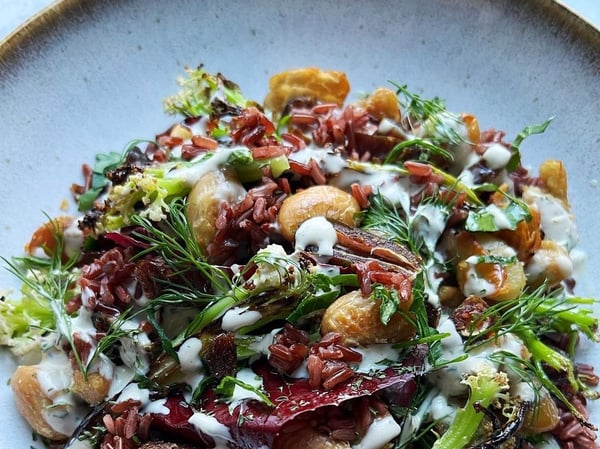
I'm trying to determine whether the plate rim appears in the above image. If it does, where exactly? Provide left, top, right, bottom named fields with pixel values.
left=1, top=0, right=599, bottom=64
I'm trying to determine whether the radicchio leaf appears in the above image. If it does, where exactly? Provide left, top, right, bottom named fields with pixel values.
left=153, top=353, right=423, bottom=449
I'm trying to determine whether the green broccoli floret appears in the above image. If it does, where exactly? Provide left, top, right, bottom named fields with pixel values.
left=102, top=167, right=190, bottom=231
left=432, top=366, right=509, bottom=449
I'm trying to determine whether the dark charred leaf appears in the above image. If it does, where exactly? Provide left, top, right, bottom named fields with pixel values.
left=106, top=164, right=144, bottom=185
left=202, top=333, right=237, bottom=379
left=333, top=221, right=421, bottom=271
left=451, top=296, right=494, bottom=338
left=135, top=257, right=176, bottom=299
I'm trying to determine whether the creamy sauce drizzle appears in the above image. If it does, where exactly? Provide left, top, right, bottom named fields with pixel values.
left=294, top=216, right=338, bottom=256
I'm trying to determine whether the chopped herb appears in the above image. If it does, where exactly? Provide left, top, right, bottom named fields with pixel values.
left=507, top=117, right=554, bottom=172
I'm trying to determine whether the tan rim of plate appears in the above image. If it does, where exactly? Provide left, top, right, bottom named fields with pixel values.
left=0, top=0, right=599, bottom=62
left=0, top=0, right=75, bottom=57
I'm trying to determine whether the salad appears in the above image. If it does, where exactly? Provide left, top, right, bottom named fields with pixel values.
left=0, top=66, right=598, bottom=449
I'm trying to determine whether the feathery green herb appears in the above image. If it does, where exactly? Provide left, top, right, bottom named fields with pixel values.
left=361, top=193, right=423, bottom=255
left=465, top=286, right=599, bottom=426
left=390, top=81, right=467, bottom=147
left=1, top=226, right=86, bottom=373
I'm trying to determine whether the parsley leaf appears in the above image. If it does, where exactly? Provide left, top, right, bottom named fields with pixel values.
left=507, top=117, right=554, bottom=172
left=77, top=151, right=123, bottom=211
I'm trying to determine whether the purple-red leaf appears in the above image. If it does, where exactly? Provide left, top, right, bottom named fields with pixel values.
left=152, top=355, right=422, bottom=448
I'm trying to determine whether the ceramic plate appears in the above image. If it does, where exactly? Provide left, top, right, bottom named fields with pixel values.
left=1, top=0, right=599, bottom=447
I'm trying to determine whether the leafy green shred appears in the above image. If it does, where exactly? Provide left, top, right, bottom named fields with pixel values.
left=226, top=147, right=290, bottom=182
left=216, top=375, right=274, bottom=407
left=286, top=272, right=358, bottom=323
left=507, top=117, right=554, bottom=172
left=0, top=291, right=55, bottom=355
left=0, top=236, right=82, bottom=369
left=370, top=272, right=450, bottom=368
left=77, top=150, right=124, bottom=211
left=371, top=283, right=404, bottom=326
left=465, top=202, right=530, bottom=232
left=102, top=165, right=190, bottom=231
left=163, top=65, right=249, bottom=119
left=431, top=367, right=509, bottom=449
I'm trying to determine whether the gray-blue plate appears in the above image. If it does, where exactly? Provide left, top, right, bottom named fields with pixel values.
left=0, top=0, right=598, bottom=447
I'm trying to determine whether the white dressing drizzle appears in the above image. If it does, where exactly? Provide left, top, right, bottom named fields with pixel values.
left=188, top=412, right=233, bottom=449
left=44, top=404, right=88, bottom=441
left=354, top=344, right=400, bottom=373
left=63, top=218, right=85, bottom=260
left=331, top=168, right=415, bottom=214
left=522, top=186, right=579, bottom=250
left=411, top=203, right=448, bottom=253
left=144, top=397, right=170, bottom=415
left=482, top=143, right=512, bottom=170
left=294, top=216, right=338, bottom=256
left=221, top=307, right=263, bottom=332
left=461, top=257, right=498, bottom=297
left=424, top=259, right=445, bottom=307
left=227, top=367, right=265, bottom=407
left=429, top=395, right=455, bottom=426
left=106, top=364, right=136, bottom=398
left=177, top=337, right=203, bottom=372
left=526, top=246, right=573, bottom=286
left=352, top=414, right=401, bottom=449
left=165, top=146, right=244, bottom=187
left=37, top=349, right=73, bottom=399
left=35, top=350, right=87, bottom=437
left=117, top=382, right=150, bottom=405
left=250, top=327, right=281, bottom=356
left=289, top=144, right=348, bottom=174
left=430, top=317, right=528, bottom=399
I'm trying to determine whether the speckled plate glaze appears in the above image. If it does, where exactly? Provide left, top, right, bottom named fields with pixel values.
left=0, top=0, right=598, bottom=447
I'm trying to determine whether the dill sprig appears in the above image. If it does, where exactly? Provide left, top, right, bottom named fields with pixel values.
left=466, top=286, right=599, bottom=349
left=85, top=307, right=145, bottom=372
left=390, top=81, right=467, bottom=147
left=1, top=224, right=86, bottom=374
left=490, top=349, right=592, bottom=428
left=130, top=199, right=319, bottom=349
left=174, top=247, right=309, bottom=346
left=361, top=193, right=423, bottom=255
left=487, top=350, right=543, bottom=407
left=391, top=82, right=447, bottom=126
left=131, top=198, right=232, bottom=292
left=466, top=286, right=599, bottom=427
